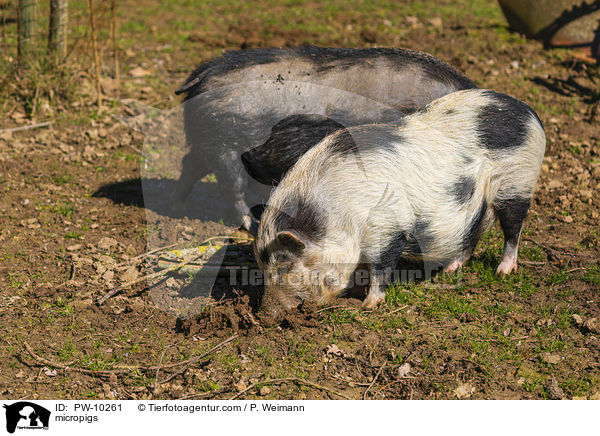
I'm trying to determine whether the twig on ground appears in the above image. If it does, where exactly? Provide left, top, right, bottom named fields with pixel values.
left=152, top=345, right=174, bottom=397
left=156, top=335, right=238, bottom=385
left=388, top=305, right=409, bottom=315
left=23, top=335, right=237, bottom=381
left=363, top=364, right=385, bottom=400
left=97, top=236, right=252, bottom=305
left=229, top=377, right=352, bottom=400
left=23, top=342, right=129, bottom=377
left=0, top=121, right=52, bottom=133
left=114, top=242, right=178, bottom=268
left=523, top=238, right=578, bottom=257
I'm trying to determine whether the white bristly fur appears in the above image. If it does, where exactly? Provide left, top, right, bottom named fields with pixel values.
left=257, top=89, right=546, bottom=313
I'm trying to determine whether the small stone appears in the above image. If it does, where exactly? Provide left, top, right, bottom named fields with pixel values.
left=165, top=277, right=178, bottom=288
left=259, top=386, right=271, bottom=396
left=120, top=267, right=138, bottom=283
left=542, top=353, right=561, bottom=364
left=234, top=381, right=247, bottom=392
left=584, top=318, right=600, bottom=334
left=428, top=17, right=443, bottom=28
left=67, top=244, right=82, bottom=251
left=15, top=370, right=25, bottom=378
left=98, top=237, right=118, bottom=250
left=454, top=383, right=475, bottom=399
left=548, top=376, right=564, bottom=400
left=102, top=270, right=114, bottom=283
left=560, top=215, right=573, bottom=223
left=397, top=362, right=411, bottom=378
left=572, top=314, right=584, bottom=325
left=129, top=66, right=151, bottom=77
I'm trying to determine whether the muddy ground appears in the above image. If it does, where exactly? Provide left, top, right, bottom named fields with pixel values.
left=0, top=0, right=599, bottom=400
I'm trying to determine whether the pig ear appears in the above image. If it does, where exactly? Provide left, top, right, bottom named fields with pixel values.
left=276, top=231, right=306, bottom=252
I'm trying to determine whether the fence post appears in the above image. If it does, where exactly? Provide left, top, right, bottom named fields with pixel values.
left=18, top=0, right=36, bottom=61
left=48, top=0, right=68, bottom=63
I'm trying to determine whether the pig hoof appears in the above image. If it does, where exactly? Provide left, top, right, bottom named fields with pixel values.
left=363, top=293, right=384, bottom=309
left=496, top=261, right=517, bottom=275
left=443, top=259, right=464, bottom=274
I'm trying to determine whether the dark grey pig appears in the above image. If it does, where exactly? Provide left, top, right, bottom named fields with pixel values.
left=174, top=46, right=476, bottom=229
left=255, top=89, right=546, bottom=317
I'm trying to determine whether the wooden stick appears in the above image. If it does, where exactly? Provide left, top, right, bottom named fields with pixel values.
left=23, top=335, right=237, bottom=377
left=24, top=341, right=129, bottom=377
left=113, top=242, right=177, bottom=268
left=363, top=363, right=385, bottom=400
left=97, top=236, right=251, bottom=305
left=0, top=121, right=52, bottom=133
left=88, top=0, right=102, bottom=108
left=152, top=345, right=173, bottom=397
left=229, top=377, right=352, bottom=400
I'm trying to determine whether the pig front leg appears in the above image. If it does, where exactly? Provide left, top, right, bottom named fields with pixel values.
left=494, top=197, right=530, bottom=275
left=363, top=267, right=387, bottom=309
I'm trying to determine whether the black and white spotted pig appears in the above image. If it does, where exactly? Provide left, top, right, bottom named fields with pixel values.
left=255, top=89, right=546, bottom=317
left=174, top=46, right=476, bottom=229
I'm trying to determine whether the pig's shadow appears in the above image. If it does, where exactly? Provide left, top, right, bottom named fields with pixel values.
left=175, top=243, right=263, bottom=311
left=93, top=177, right=263, bottom=224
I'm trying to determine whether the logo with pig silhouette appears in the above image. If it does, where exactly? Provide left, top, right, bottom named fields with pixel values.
left=3, top=402, right=50, bottom=433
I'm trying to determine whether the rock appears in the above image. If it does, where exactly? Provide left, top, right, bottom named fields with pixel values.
left=98, top=237, right=118, bottom=250
left=259, top=386, right=271, bottom=396
left=102, top=270, right=114, bottom=283
left=548, top=376, right=564, bottom=399
left=129, top=66, right=151, bottom=77
left=397, top=362, right=411, bottom=378
left=454, top=383, right=475, bottom=399
left=572, top=314, right=584, bottom=325
left=165, top=277, right=178, bottom=288
left=584, top=318, right=600, bottom=335
left=120, top=267, right=139, bottom=283
left=542, top=353, right=562, bottom=364
left=427, top=17, right=443, bottom=29
left=234, top=380, right=247, bottom=392
left=66, top=244, right=82, bottom=251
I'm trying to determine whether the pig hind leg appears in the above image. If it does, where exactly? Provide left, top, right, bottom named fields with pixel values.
left=443, top=247, right=474, bottom=274
left=173, top=151, right=210, bottom=217
left=494, top=197, right=530, bottom=275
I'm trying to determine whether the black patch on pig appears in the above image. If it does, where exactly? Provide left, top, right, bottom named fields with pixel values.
left=450, top=176, right=476, bottom=204
left=463, top=200, right=488, bottom=250
left=405, top=219, right=435, bottom=255
left=241, top=114, right=345, bottom=185
left=328, top=125, right=403, bottom=156
left=270, top=196, right=326, bottom=242
left=375, top=232, right=408, bottom=270
left=495, top=197, right=530, bottom=246
left=476, top=91, right=543, bottom=152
